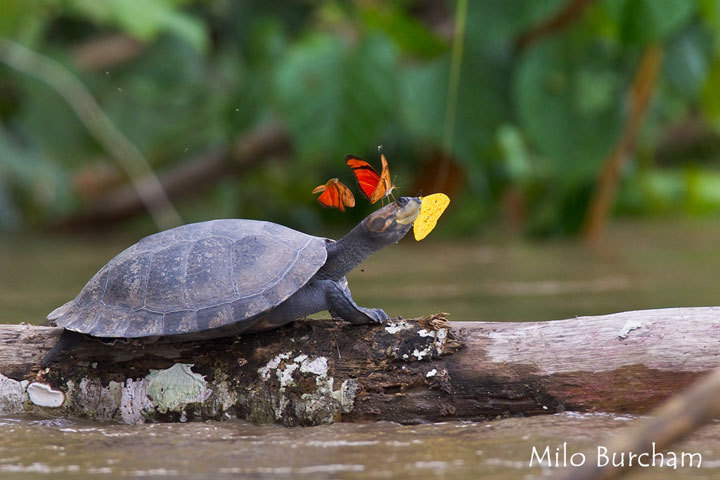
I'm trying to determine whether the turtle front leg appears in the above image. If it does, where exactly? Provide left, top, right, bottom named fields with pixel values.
left=323, top=278, right=390, bottom=325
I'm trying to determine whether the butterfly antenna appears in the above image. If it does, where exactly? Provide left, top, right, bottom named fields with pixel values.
left=391, top=174, right=399, bottom=202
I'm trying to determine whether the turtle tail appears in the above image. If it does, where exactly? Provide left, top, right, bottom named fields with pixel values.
left=40, top=329, right=83, bottom=368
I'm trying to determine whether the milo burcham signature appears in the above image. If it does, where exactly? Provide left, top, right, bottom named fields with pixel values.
left=530, top=442, right=702, bottom=469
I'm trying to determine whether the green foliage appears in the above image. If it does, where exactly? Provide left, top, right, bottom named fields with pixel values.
left=402, top=44, right=513, bottom=169
left=514, top=34, right=625, bottom=181
left=1, top=0, right=720, bottom=235
left=663, top=25, right=714, bottom=99
left=66, top=0, right=208, bottom=51
left=273, top=32, right=399, bottom=164
left=13, top=69, right=95, bottom=167
left=465, top=0, right=566, bottom=45
left=99, top=37, right=228, bottom=159
left=604, top=0, right=695, bottom=45
left=360, top=4, right=446, bottom=57
left=703, top=60, right=720, bottom=130
left=618, top=167, right=720, bottom=216
left=0, top=129, right=74, bottom=225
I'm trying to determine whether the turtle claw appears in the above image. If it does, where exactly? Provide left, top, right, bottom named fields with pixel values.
left=326, top=279, right=389, bottom=325
left=352, top=306, right=389, bottom=325
left=332, top=305, right=388, bottom=325
left=367, top=307, right=390, bottom=324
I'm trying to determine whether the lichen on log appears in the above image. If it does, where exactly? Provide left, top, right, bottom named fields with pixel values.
left=1, top=307, right=719, bottom=426
left=1, top=314, right=457, bottom=425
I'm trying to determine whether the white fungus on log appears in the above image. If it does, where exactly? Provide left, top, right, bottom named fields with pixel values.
left=26, top=382, right=65, bottom=408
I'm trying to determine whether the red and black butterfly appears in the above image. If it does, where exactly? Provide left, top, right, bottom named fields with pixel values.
left=345, top=153, right=397, bottom=204
left=312, top=178, right=355, bottom=212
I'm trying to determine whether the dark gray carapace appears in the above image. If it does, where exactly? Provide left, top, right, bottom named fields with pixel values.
left=47, top=197, right=421, bottom=343
left=49, top=220, right=327, bottom=338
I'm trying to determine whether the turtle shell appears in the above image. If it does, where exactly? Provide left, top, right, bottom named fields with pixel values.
left=49, top=219, right=327, bottom=338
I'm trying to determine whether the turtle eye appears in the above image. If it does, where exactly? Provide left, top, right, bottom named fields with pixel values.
left=396, top=197, right=408, bottom=207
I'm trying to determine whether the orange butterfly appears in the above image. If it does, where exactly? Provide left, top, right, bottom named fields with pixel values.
left=345, top=153, right=397, bottom=204
left=312, top=178, right=355, bottom=212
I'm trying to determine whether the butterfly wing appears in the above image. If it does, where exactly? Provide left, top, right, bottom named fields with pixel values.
left=313, top=178, right=354, bottom=212
left=312, top=183, right=327, bottom=195
left=371, top=153, right=395, bottom=203
left=346, top=155, right=380, bottom=202
left=335, top=179, right=356, bottom=209
left=317, top=183, right=341, bottom=211
left=414, top=193, right=450, bottom=241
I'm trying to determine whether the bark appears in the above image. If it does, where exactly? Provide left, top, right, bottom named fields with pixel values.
left=1, top=307, right=719, bottom=426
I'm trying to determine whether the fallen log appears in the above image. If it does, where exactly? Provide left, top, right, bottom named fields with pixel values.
left=558, top=365, right=720, bottom=480
left=1, top=307, right=719, bottom=426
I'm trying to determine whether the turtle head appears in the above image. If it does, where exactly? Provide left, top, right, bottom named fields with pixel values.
left=361, top=196, right=421, bottom=246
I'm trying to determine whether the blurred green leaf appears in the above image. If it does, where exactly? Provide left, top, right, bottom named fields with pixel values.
left=273, top=33, right=399, bottom=164
left=401, top=44, right=513, bottom=166
left=497, top=124, right=532, bottom=181
left=67, top=0, right=208, bottom=51
left=0, top=0, right=46, bottom=40
left=525, top=180, right=595, bottom=236
left=400, top=58, right=446, bottom=147
left=701, top=56, right=720, bottom=129
left=604, top=0, right=695, bottom=45
left=98, top=37, right=228, bottom=160
left=514, top=35, right=625, bottom=180
left=700, top=0, right=720, bottom=51
left=663, top=24, right=714, bottom=98
left=12, top=67, right=96, bottom=168
left=360, top=4, right=446, bottom=57
left=0, top=126, right=74, bottom=225
left=466, top=0, right=566, bottom=45
left=618, top=167, right=720, bottom=215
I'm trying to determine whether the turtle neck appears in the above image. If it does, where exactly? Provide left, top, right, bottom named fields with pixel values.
left=316, top=222, right=385, bottom=281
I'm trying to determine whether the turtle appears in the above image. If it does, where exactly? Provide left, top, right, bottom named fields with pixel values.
left=42, top=197, right=421, bottom=365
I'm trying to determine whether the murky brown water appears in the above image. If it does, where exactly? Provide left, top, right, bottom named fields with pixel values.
left=1, top=413, right=719, bottom=479
left=2, top=219, right=720, bottom=479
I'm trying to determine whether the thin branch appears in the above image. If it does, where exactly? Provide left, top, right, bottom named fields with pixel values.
left=52, top=122, right=290, bottom=228
left=0, top=37, right=181, bottom=231
left=582, top=45, right=663, bottom=241
left=434, top=0, right=467, bottom=193
left=71, top=34, right=145, bottom=71
left=515, top=0, right=596, bottom=50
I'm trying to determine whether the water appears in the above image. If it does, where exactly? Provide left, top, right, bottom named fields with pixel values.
left=1, top=414, right=719, bottom=479
left=2, top=219, right=720, bottom=478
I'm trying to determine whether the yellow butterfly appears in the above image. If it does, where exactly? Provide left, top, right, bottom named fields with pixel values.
left=414, top=193, right=450, bottom=241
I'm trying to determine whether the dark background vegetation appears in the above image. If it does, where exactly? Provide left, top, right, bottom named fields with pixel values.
left=1, top=0, right=720, bottom=239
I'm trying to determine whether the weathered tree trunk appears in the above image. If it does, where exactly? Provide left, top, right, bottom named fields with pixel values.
left=1, top=307, right=719, bottom=426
